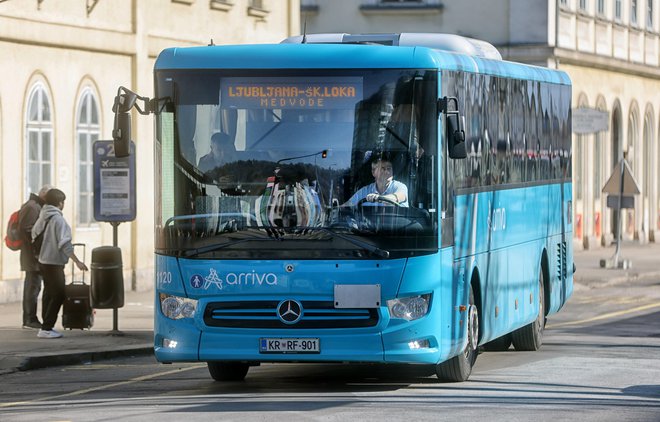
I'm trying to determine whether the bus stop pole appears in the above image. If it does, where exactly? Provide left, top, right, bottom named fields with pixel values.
left=111, top=221, right=120, bottom=332
left=613, top=158, right=624, bottom=268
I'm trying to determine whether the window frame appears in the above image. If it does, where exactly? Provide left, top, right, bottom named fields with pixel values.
left=25, top=82, right=54, bottom=199
left=75, top=87, right=101, bottom=226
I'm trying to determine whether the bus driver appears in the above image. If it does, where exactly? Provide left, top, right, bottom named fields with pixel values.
left=198, top=132, right=237, bottom=173
left=345, top=157, right=409, bottom=207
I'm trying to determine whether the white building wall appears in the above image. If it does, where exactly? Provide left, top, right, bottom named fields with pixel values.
left=0, top=0, right=299, bottom=303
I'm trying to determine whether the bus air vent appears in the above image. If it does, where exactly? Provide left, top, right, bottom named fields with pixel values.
left=557, top=242, right=567, bottom=281
left=203, top=300, right=379, bottom=329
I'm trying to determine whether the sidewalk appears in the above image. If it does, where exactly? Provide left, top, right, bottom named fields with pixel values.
left=572, top=240, right=660, bottom=289
left=0, top=289, right=154, bottom=375
left=1, top=241, right=659, bottom=375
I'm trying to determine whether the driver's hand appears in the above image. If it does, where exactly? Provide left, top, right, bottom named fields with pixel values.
left=366, top=193, right=380, bottom=202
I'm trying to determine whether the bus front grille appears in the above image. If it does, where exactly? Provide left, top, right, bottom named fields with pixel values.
left=203, top=300, right=379, bottom=329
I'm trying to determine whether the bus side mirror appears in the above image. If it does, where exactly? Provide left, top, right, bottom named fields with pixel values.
left=440, top=96, right=466, bottom=159
left=112, top=88, right=137, bottom=158
left=447, top=114, right=466, bottom=159
left=113, top=112, right=131, bottom=158
left=111, top=86, right=164, bottom=158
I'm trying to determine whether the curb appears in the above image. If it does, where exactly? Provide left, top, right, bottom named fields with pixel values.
left=0, top=345, right=153, bottom=376
left=574, top=270, right=660, bottom=289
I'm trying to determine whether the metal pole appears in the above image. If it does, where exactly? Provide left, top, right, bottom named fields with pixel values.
left=112, top=222, right=119, bottom=248
left=613, top=158, right=624, bottom=267
left=111, top=222, right=120, bottom=332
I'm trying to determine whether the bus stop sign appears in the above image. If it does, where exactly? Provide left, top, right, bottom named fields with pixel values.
left=93, top=140, right=136, bottom=222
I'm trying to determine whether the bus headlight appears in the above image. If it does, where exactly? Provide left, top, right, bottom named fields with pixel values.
left=160, top=293, right=197, bottom=320
left=387, top=294, right=431, bottom=321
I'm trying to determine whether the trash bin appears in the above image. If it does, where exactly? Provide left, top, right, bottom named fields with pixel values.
left=90, top=246, right=125, bottom=309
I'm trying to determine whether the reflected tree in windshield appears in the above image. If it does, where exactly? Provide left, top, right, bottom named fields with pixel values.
left=154, top=69, right=438, bottom=258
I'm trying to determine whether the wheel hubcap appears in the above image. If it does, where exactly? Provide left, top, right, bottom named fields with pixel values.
left=467, top=304, right=479, bottom=351
left=536, top=282, right=544, bottom=334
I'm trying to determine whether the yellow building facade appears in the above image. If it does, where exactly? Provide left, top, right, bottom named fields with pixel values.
left=0, top=0, right=299, bottom=303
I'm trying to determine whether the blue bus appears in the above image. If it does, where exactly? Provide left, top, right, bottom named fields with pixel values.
left=113, top=33, right=573, bottom=382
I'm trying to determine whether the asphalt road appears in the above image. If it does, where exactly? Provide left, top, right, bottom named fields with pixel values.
left=1, top=277, right=659, bottom=422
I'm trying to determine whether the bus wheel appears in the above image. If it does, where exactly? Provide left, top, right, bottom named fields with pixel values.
left=482, top=333, right=512, bottom=352
left=436, top=286, right=479, bottom=382
left=512, top=268, right=545, bottom=351
left=207, top=362, right=250, bottom=381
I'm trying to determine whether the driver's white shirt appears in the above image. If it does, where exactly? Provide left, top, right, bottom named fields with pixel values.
left=346, top=180, right=409, bottom=207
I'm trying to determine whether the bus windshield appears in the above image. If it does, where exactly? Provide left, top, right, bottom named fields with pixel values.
left=154, top=69, right=438, bottom=259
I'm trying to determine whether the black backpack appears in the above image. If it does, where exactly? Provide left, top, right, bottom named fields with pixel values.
left=32, top=217, right=51, bottom=257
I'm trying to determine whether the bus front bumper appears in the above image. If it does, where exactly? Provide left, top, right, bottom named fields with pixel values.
left=154, top=318, right=449, bottom=365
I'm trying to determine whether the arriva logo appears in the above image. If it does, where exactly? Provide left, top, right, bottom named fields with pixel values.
left=487, top=200, right=506, bottom=232
left=191, top=268, right=278, bottom=290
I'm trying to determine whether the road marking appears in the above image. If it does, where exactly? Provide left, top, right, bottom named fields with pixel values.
left=0, top=364, right=205, bottom=408
left=548, top=301, right=660, bottom=328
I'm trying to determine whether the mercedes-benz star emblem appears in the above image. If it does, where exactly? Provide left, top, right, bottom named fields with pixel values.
left=277, top=299, right=303, bottom=325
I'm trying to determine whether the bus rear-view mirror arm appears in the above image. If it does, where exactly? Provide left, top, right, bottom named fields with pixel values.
left=438, top=96, right=467, bottom=159
left=112, top=86, right=171, bottom=158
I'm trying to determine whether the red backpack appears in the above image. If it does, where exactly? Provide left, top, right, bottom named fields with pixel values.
left=4, top=210, right=22, bottom=251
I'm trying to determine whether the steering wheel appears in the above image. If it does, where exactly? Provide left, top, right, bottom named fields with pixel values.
left=357, top=196, right=401, bottom=207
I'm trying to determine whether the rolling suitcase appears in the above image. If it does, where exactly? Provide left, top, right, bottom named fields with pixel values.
left=62, top=243, right=94, bottom=330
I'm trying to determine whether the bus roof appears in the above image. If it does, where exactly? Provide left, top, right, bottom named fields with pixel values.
left=155, top=42, right=570, bottom=86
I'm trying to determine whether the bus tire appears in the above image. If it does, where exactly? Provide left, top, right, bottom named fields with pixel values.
left=512, top=268, right=545, bottom=351
left=482, top=333, right=512, bottom=351
left=207, top=362, right=250, bottom=381
left=436, top=286, right=478, bottom=382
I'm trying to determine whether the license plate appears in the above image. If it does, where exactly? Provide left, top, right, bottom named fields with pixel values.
left=259, top=338, right=320, bottom=354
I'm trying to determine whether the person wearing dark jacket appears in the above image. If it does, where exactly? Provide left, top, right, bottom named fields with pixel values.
left=18, top=185, right=51, bottom=329
left=31, top=188, right=88, bottom=339
left=197, top=132, right=237, bottom=173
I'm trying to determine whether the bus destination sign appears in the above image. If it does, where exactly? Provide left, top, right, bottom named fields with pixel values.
left=221, top=77, right=363, bottom=109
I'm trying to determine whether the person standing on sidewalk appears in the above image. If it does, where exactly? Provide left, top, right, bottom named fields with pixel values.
left=18, top=184, right=51, bottom=329
left=31, top=188, right=88, bottom=339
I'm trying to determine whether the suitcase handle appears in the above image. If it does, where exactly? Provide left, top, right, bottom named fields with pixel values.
left=71, top=243, right=87, bottom=285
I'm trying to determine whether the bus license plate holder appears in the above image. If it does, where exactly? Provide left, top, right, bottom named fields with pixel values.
left=259, top=338, right=320, bottom=354
left=334, top=284, right=381, bottom=308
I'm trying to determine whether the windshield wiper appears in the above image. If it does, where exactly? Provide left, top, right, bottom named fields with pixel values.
left=290, top=226, right=390, bottom=259
left=181, top=231, right=281, bottom=258
left=180, top=225, right=389, bottom=259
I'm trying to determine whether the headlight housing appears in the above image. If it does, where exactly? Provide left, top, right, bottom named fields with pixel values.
left=387, top=294, right=431, bottom=321
left=160, top=293, right=197, bottom=320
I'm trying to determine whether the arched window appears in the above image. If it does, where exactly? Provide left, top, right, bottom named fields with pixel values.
left=575, top=94, right=589, bottom=202
left=610, top=101, right=623, bottom=236
left=76, top=88, right=100, bottom=225
left=642, top=109, right=654, bottom=237
left=594, top=98, right=608, bottom=242
left=25, top=83, right=53, bottom=197
left=626, top=106, right=640, bottom=237
left=627, top=107, right=639, bottom=171
left=594, top=97, right=608, bottom=202
left=658, top=114, right=660, bottom=233
left=643, top=110, right=653, bottom=187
